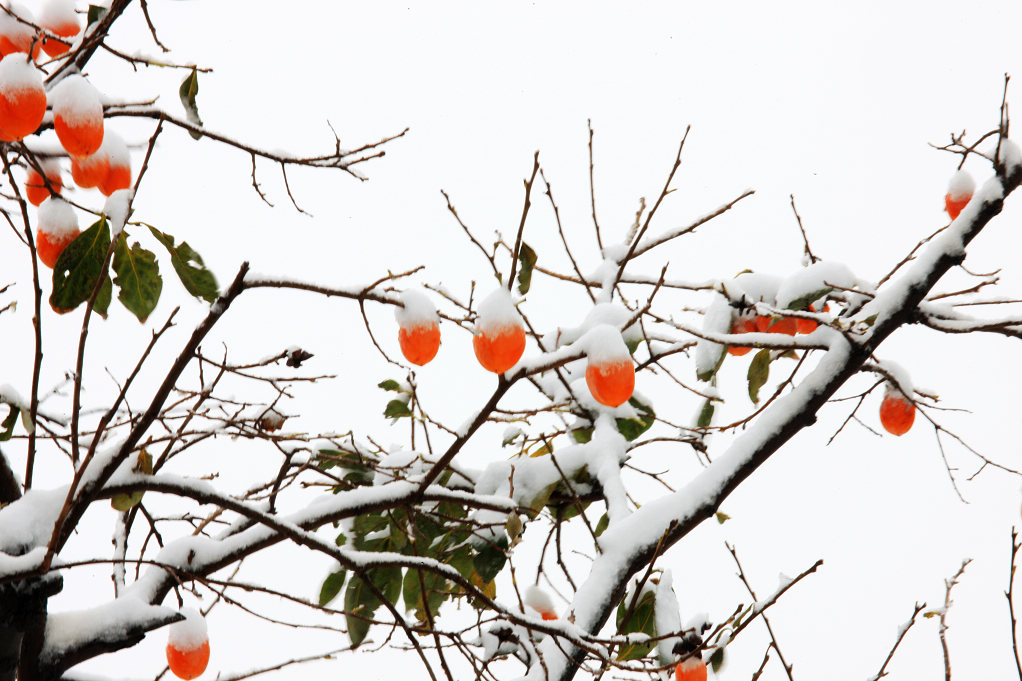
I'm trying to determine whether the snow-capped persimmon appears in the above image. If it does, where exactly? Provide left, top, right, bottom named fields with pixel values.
left=0, top=53, right=45, bottom=142
left=584, top=325, right=635, bottom=407
left=39, top=0, right=80, bottom=58
left=98, top=129, right=131, bottom=196
left=727, top=315, right=758, bottom=356
left=675, top=657, right=708, bottom=681
left=395, top=289, right=441, bottom=366
left=944, top=169, right=975, bottom=221
left=0, top=4, right=41, bottom=60
left=879, top=386, right=915, bottom=436
left=473, top=288, right=526, bottom=374
left=50, top=75, right=105, bottom=157
left=24, top=159, right=62, bottom=206
left=35, top=196, right=78, bottom=268
left=166, top=608, right=210, bottom=680
left=524, top=585, right=558, bottom=621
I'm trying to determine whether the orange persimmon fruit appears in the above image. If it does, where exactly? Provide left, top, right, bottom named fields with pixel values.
left=25, top=160, right=62, bottom=206
left=51, top=75, right=104, bottom=157
left=166, top=640, right=210, bottom=680
left=879, top=389, right=915, bottom=436
left=398, top=323, right=441, bottom=366
left=0, top=53, right=45, bottom=141
left=944, top=169, right=975, bottom=221
left=727, top=316, right=759, bottom=356
left=675, top=657, right=708, bottom=681
left=39, top=0, right=80, bottom=58
left=395, top=289, right=441, bottom=366
left=166, top=609, right=210, bottom=680
left=35, top=196, right=78, bottom=268
left=473, top=289, right=526, bottom=374
left=474, top=326, right=526, bottom=374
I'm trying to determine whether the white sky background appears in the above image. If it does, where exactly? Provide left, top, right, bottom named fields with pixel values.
left=5, top=1, right=1022, bottom=679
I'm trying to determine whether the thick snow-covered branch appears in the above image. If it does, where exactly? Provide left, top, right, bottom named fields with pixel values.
left=528, top=148, right=1022, bottom=681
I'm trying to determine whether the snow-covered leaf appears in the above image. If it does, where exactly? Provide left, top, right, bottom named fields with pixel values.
left=179, top=68, right=203, bottom=140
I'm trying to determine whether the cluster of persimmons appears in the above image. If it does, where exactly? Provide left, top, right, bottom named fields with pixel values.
left=0, top=1, right=132, bottom=269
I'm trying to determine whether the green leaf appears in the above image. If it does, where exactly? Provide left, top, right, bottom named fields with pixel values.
left=862, top=313, right=878, bottom=327
left=0, top=405, right=18, bottom=442
left=616, top=587, right=657, bottom=661
left=377, top=379, right=401, bottom=392
left=148, top=226, right=219, bottom=303
left=319, top=569, right=347, bottom=606
left=86, top=4, right=106, bottom=25
left=594, top=513, right=610, bottom=537
left=709, top=647, right=726, bottom=672
left=178, top=68, right=203, bottom=140
left=51, top=218, right=111, bottom=316
left=747, top=349, right=771, bottom=404
left=696, top=398, right=714, bottom=428
left=516, top=242, right=537, bottom=295
left=112, top=234, right=162, bottom=323
left=571, top=426, right=593, bottom=443
left=473, top=536, right=508, bottom=583
left=343, top=566, right=401, bottom=648
left=403, top=567, right=448, bottom=624
left=384, top=399, right=413, bottom=419
left=615, top=398, right=655, bottom=441
left=784, top=287, right=832, bottom=311
left=715, top=512, right=730, bottom=524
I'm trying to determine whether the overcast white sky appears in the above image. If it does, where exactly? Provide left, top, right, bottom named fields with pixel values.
left=6, top=2, right=1022, bottom=680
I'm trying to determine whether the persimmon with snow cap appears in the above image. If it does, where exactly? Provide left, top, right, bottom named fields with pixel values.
left=35, top=196, right=78, bottom=268
left=584, top=324, right=635, bottom=407
left=98, top=129, right=131, bottom=196
left=51, top=75, right=105, bottom=157
left=39, top=0, right=80, bottom=57
left=944, top=169, right=975, bottom=221
left=0, top=53, right=45, bottom=141
left=24, top=159, right=62, bottom=206
left=395, top=288, right=440, bottom=366
left=166, top=608, right=210, bottom=680
left=0, top=4, right=41, bottom=60
left=472, top=288, right=526, bottom=374
left=879, top=384, right=915, bottom=436
left=524, top=584, right=558, bottom=620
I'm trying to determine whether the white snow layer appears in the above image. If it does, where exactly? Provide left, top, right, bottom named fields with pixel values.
left=694, top=293, right=731, bottom=379
left=167, top=607, right=208, bottom=649
left=49, top=75, right=103, bottom=125
left=475, top=287, right=522, bottom=332
left=104, top=189, right=133, bottom=237
left=774, top=261, right=856, bottom=310
left=395, top=288, right=438, bottom=327
left=946, top=169, right=975, bottom=201
left=0, top=52, right=42, bottom=91
left=582, top=324, right=630, bottom=364
left=524, top=585, right=556, bottom=616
